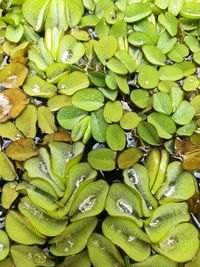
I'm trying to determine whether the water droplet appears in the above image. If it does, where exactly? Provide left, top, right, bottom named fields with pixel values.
left=0, top=93, right=11, bottom=119
left=39, top=161, right=48, bottom=174
left=117, top=229, right=122, bottom=234
left=34, top=251, right=47, bottom=264
left=127, top=169, right=138, bottom=184
left=33, top=84, right=40, bottom=93
left=62, top=50, right=73, bottom=63
left=159, top=236, right=178, bottom=250
left=64, top=151, right=74, bottom=163
left=128, top=235, right=135, bottom=242
left=9, top=182, right=16, bottom=189
left=79, top=195, right=96, bottom=212
left=92, top=239, right=100, bottom=247
left=149, top=219, right=160, bottom=228
left=110, top=224, right=115, bottom=230
left=0, top=244, right=4, bottom=252
left=164, top=184, right=176, bottom=197
left=15, top=134, right=22, bottom=140
left=64, top=236, right=74, bottom=252
left=75, top=175, right=85, bottom=188
left=116, top=199, right=133, bottom=214
left=27, top=252, right=32, bottom=259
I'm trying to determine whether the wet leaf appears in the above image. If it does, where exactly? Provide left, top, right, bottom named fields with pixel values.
left=57, top=106, right=87, bottom=130
left=88, top=148, right=116, bottom=171
left=159, top=65, right=184, bottom=81
left=49, top=217, right=97, bottom=256
left=102, top=217, right=151, bottom=262
left=115, top=50, right=136, bottom=73
left=105, top=183, right=143, bottom=227
left=72, top=88, right=104, bottom=111
left=1, top=182, right=18, bottom=209
left=47, top=95, right=72, bottom=111
left=5, top=138, right=38, bottom=161
left=11, top=244, right=55, bottom=267
left=107, top=57, right=128, bottom=75
left=69, top=180, right=109, bottom=221
left=88, top=233, right=124, bottom=267
left=120, top=112, right=141, bottom=130
left=144, top=202, right=190, bottom=243
left=138, top=65, right=159, bottom=89
left=18, top=197, right=67, bottom=237
left=58, top=71, right=89, bottom=96
left=153, top=223, right=199, bottom=262
left=0, top=89, right=28, bottom=122
left=0, top=230, right=9, bottom=261
left=23, top=75, right=57, bottom=98
left=0, top=63, right=28, bottom=88
left=158, top=12, right=178, bottom=37
left=5, top=210, right=46, bottom=245
left=0, top=121, right=22, bottom=141
left=183, top=75, right=199, bottom=91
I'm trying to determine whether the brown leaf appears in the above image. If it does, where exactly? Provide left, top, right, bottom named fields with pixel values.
left=42, top=132, right=72, bottom=145
left=5, top=138, right=38, bottom=161
left=0, top=62, right=28, bottom=88
left=0, top=89, right=28, bottom=122
left=182, top=150, right=200, bottom=170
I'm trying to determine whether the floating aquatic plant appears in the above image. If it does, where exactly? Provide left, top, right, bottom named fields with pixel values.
left=0, top=0, right=200, bottom=266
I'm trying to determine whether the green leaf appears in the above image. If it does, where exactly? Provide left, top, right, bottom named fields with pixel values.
left=158, top=12, right=178, bottom=37
left=105, top=183, right=143, bottom=227
left=115, top=50, right=136, bottom=73
left=180, top=2, right=200, bottom=19
left=138, top=65, right=159, bottom=89
left=6, top=24, right=24, bottom=43
left=142, top=46, right=166, bottom=66
left=120, top=112, right=141, bottom=130
left=58, top=71, right=90, bottom=96
left=49, top=217, right=97, bottom=256
left=130, top=89, right=150, bottom=108
left=124, top=3, right=152, bottom=23
left=106, top=124, right=126, bottom=151
left=88, top=148, right=116, bottom=171
left=88, top=233, right=124, bottom=267
left=118, top=147, right=143, bottom=170
left=159, top=65, right=184, bottom=81
left=69, top=180, right=109, bottom=221
left=57, top=106, right=87, bottom=130
left=144, top=202, right=190, bottom=243
left=1, top=182, right=18, bottom=209
left=177, top=121, right=196, bottom=136
left=18, top=197, right=68, bottom=237
left=183, top=75, right=199, bottom=91
left=128, top=32, right=154, bottom=47
left=66, top=0, right=83, bottom=28
left=5, top=210, right=46, bottom=245
left=152, top=92, right=173, bottom=115
left=23, top=75, right=57, bottom=98
left=0, top=152, right=18, bottom=181
left=137, top=121, right=160, bottom=145
left=57, top=251, right=91, bottom=267
left=38, top=106, right=57, bottom=134
left=72, top=88, right=104, bottom=111
left=147, top=112, right=176, bottom=139
left=172, top=101, right=195, bottom=125
left=153, top=223, right=199, bottom=262
left=11, top=245, right=55, bottom=267
left=91, top=109, right=108, bottom=142
left=22, top=0, right=50, bottom=31
left=131, top=255, right=178, bottom=267
left=71, top=116, right=90, bottom=142
left=107, top=57, right=128, bottom=75
left=0, top=230, right=9, bottom=261
left=123, top=164, right=158, bottom=216
left=0, top=121, right=22, bottom=141
left=102, top=217, right=151, bottom=262
left=103, top=101, right=123, bottom=123
left=145, top=149, right=160, bottom=189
